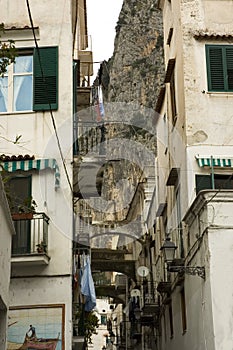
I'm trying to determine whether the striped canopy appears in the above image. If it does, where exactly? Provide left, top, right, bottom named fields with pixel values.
left=196, top=156, right=233, bottom=168
left=1, top=158, right=60, bottom=188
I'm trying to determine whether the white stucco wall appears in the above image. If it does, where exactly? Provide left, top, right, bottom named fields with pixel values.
left=181, top=0, right=233, bottom=210
left=159, top=0, right=233, bottom=217
left=206, top=193, right=233, bottom=350
left=0, top=1, right=80, bottom=349
left=0, top=177, right=14, bottom=350
left=158, top=1, right=233, bottom=350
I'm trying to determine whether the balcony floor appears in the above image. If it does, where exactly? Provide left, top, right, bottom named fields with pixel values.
left=11, top=253, right=50, bottom=266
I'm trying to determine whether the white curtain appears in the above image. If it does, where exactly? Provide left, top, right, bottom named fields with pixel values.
left=13, top=56, right=32, bottom=111
left=0, top=77, right=8, bottom=112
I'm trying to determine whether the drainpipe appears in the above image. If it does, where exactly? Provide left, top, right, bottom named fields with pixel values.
left=211, top=155, right=215, bottom=189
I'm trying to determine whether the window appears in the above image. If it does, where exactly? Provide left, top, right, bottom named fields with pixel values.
left=0, top=54, right=33, bottom=112
left=163, top=114, right=168, bottom=153
left=8, top=175, right=32, bottom=213
left=0, top=46, right=58, bottom=112
left=101, top=315, right=107, bottom=325
left=8, top=176, right=32, bottom=255
left=166, top=28, right=173, bottom=46
left=164, top=58, right=177, bottom=123
left=196, top=174, right=233, bottom=193
left=206, top=45, right=233, bottom=92
left=170, top=71, right=177, bottom=122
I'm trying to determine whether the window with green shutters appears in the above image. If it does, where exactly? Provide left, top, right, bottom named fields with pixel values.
left=33, top=46, right=58, bottom=111
left=206, top=45, right=233, bottom=92
left=0, top=46, right=58, bottom=112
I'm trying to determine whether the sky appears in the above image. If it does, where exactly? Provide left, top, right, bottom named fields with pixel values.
left=86, top=0, right=124, bottom=80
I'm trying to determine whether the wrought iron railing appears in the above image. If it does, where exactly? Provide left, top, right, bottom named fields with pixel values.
left=74, top=120, right=106, bottom=156
left=11, top=212, right=49, bottom=255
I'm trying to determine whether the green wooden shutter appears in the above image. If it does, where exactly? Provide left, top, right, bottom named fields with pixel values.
left=226, top=47, right=233, bottom=90
left=206, top=46, right=225, bottom=91
left=33, top=46, right=58, bottom=111
left=195, top=174, right=212, bottom=194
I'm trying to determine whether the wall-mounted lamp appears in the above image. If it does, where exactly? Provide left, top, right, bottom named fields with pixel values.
left=160, top=237, right=177, bottom=262
left=160, top=237, right=205, bottom=279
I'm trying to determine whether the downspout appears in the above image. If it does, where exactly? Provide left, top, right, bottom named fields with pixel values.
left=211, top=155, right=215, bottom=189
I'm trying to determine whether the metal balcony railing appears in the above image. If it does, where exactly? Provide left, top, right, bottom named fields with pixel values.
left=74, top=121, right=106, bottom=157
left=11, top=212, right=49, bottom=256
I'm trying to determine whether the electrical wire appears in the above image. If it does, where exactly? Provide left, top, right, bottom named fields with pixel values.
left=25, top=0, right=73, bottom=193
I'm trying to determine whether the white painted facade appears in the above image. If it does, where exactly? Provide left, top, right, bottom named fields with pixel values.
left=0, top=177, right=14, bottom=350
left=155, top=1, right=233, bottom=349
left=0, top=1, right=88, bottom=349
left=89, top=299, right=114, bottom=350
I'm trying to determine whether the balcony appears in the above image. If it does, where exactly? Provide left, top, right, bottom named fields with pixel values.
left=11, top=212, right=50, bottom=266
left=75, top=43, right=93, bottom=112
left=73, top=120, right=107, bottom=198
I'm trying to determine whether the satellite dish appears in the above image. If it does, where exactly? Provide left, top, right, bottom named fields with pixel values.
left=137, top=266, right=149, bottom=277
left=130, top=289, right=141, bottom=297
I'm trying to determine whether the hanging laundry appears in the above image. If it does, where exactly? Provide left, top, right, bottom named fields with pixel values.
left=80, top=255, right=96, bottom=312
left=98, top=86, right=105, bottom=118
left=92, top=85, right=105, bottom=122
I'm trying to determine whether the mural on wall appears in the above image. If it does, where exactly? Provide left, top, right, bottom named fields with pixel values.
left=7, top=304, right=65, bottom=350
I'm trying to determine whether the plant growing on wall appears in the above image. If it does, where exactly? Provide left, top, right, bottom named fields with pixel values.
left=77, top=308, right=99, bottom=346
left=36, top=240, right=47, bottom=253
left=0, top=23, right=17, bottom=76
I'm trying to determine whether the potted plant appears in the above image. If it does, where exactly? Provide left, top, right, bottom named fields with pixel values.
left=36, top=241, right=47, bottom=253
left=11, top=196, right=37, bottom=220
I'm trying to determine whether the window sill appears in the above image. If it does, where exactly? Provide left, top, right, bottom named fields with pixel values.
left=206, top=91, right=233, bottom=96
left=0, top=110, right=35, bottom=115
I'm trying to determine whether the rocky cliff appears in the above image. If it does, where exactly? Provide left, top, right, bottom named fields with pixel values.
left=100, top=0, right=164, bottom=109
left=79, top=0, right=165, bottom=248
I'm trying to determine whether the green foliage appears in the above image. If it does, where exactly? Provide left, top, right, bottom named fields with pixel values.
left=77, top=309, right=99, bottom=345
left=84, top=311, right=99, bottom=344
left=18, top=196, right=37, bottom=213
left=0, top=23, right=17, bottom=76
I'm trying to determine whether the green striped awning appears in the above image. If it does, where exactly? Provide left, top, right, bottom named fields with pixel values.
left=1, top=158, right=60, bottom=188
left=196, top=156, right=233, bottom=168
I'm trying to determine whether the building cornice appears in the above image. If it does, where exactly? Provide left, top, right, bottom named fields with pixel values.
left=193, top=30, right=233, bottom=41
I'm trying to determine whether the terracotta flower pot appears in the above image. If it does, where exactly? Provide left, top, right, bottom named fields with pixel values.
left=12, top=212, right=34, bottom=220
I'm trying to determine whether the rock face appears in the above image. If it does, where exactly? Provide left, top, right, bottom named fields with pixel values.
left=100, top=0, right=164, bottom=109
left=76, top=0, right=165, bottom=249
left=95, top=0, right=164, bottom=229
